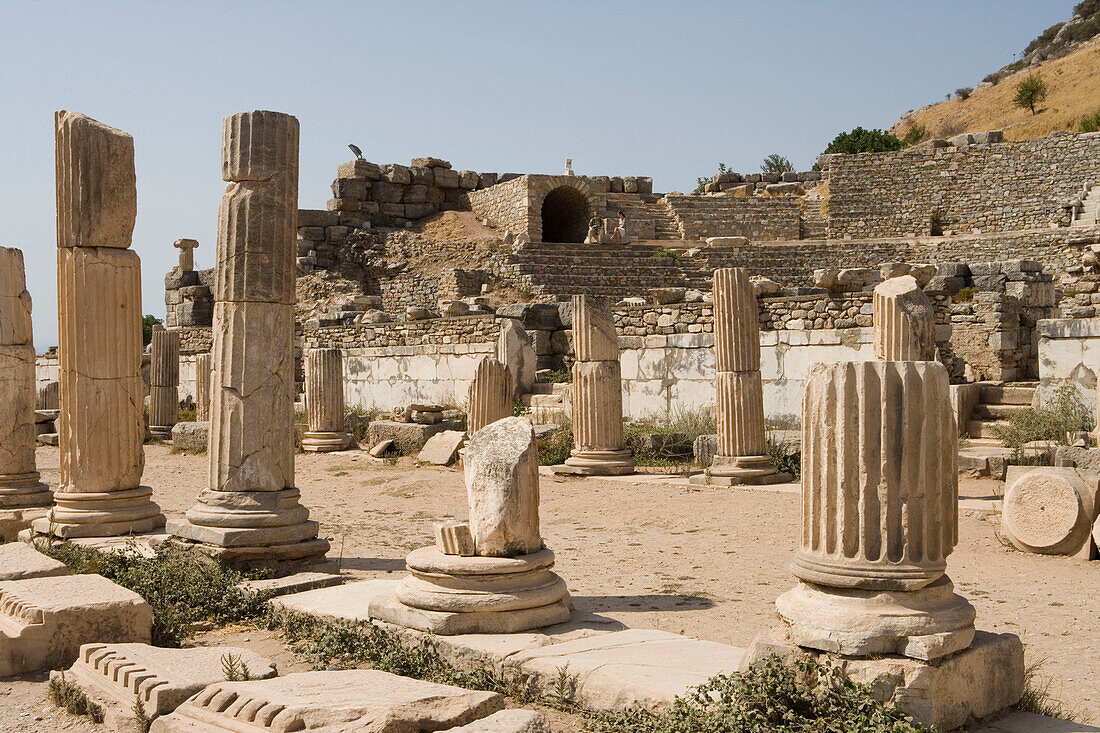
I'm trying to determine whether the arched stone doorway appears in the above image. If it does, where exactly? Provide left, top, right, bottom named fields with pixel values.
left=540, top=186, right=590, bottom=243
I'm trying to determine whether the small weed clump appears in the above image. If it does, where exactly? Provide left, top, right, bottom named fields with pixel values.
left=953, top=286, right=979, bottom=303
left=766, top=437, right=801, bottom=480
left=991, top=384, right=1093, bottom=463
left=48, top=674, right=104, bottom=724
left=540, top=369, right=572, bottom=384
left=587, top=655, right=929, bottom=733
left=133, top=696, right=152, bottom=732
left=267, top=610, right=504, bottom=691
left=538, top=418, right=574, bottom=466
left=1079, top=108, right=1100, bottom=133
left=650, top=247, right=683, bottom=261
left=37, top=540, right=271, bottom=647
left=1017, top=659, right=1083, bottom=722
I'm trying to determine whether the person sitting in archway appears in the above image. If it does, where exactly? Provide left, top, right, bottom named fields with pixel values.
left=609, top=210, right=628, bottom=244
left=585, top=211, right=602, bottom=243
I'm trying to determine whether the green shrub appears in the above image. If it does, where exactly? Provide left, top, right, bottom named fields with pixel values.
left=901, top=123, right=927, bottom=147
left=1078, top=109, right=1100, bottom=133
left=1024, top=22, right=1066, bottom=56
left=48, top=674, right=104, bottom=724
left=268, top=610, right=504, bottom=691
left=587, top=655, right=929, bottom=733
left=990, top=384, right=1093, bottom=463
left=651, top=247, right=683, bottom=261
left=1061, top=11, right=1100, bottom=44
left=540, top=369, right=572, bottom=383
left=760, top=154, right=794, bottom=174
left=694, top=162, right=730, bottom=194
left=537, top=418, right=574, bottom=465
left=141, top=315, right=162, bottom=348
left=766, top=437, right=801, bottom=480
left=1013, top=73, right=1048, bottom=115
left=36, top=541, right=271, bottom=647
left=821, top=127, right=904, bottom=157
left=955, top=87, right=973, bottom=100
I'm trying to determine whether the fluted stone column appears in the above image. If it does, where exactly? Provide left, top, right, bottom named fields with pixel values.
left=32, top=111, right=165, bottom=539
left=467, top=356, right=513, bottom=435
left=704, top=268, right=788, bottom=485
left=873, top=275, right=935, bottom=361
left=168, top=111, right=328, bottom=567
left=302, top=348, right=352, bottom=452
left=194, top=352, right=213, bottom=422
left=0, top=247, right=52, bottom=535
left=561, top=295, right=634, bottom=475
left=148, top=326, right=180, bottom=439
left=776, top=360, right=975, bottom=661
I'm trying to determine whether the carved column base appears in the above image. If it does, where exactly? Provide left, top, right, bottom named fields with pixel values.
left=702, top=455, right=791, bottom=485
left=0, top=472, right=53, bottom=509
left=166, top=487, right=329, bottom=569
left=301, top=431, right=354, bottom=453
left=775, top=576, right=976, bottom=661
left=30, top=486, right=165, bottom=539
left=369, top=547, right=572, bottom=635
left=558, top=448, right=635, bottom=476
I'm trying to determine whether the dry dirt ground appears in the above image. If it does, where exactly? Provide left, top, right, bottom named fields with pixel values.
left=3, top=444, right=1098, bottom=731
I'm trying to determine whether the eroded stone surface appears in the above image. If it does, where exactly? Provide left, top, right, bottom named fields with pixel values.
left=441, top=709, right=550, bottom=732
left=0, top=574, right=151, bottom=676
left=467, top=357, right=513, bottom=435
left=465, top=417, right=542, bottom=557
left=873, top=274, right=935, bottom=361
left=418, top=430, right=465, bottom=466
left=0, top=542, right=69, bottom=581
left=497, top=320, right=536, bottom=399
left=54, top=643, right=276, bottom=729
left=1002, top=467, right=1098, bottom=556
left=150, top=669, right=504, bottom=733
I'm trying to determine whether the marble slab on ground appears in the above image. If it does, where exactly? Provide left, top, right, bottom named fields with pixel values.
left=0, top=574, right=152, bottom=675
left=971, top=711, right=1100, bottom=733
left=150, top=669, right=505, bottom=732
left=0, top=542, right=70, bottom=580
left=505, top=628, right=747, bottom=710
left=238, top=571, right=346, bottom=597
left=54, top=643, right=276, bottom=732
left=272, top=578, right=622, bottom=670
left=442, top=709, right=551, bottom=732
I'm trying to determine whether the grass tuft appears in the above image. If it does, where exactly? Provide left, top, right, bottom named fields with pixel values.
left=48, top=674, right=104, bottom=724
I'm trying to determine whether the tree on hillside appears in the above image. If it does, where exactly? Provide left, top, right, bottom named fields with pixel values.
left=760, top=154, right=794, bottom=174
left=821, top=127, right=904, bottom=157
left=142, top=315, right=163, bottom=347
left=1013, top=72, right=1048, bottom=114
left=901, top=123, right=927, bottom=147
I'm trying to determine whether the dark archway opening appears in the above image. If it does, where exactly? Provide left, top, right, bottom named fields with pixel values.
left=541, top=186, right=590, bottom=243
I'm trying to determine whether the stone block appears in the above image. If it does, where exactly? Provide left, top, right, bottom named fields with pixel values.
left=0, top=574, right=152, bottom=676
left=464, top=417, right=541, bottom=556
left=411, top=157, right=451, bottom=169
left=417, top=430, right=465, bottom=465
left=382, top=163, right=411, bottom=184
left=170, top=422, right=208, bottom=454
left=297, top=209, right=339, bottom=227
left=54, top=643, right=276, bottom=730
left=506, top=629, right=746, bottom=710
left=458, top=170, right=479, bottom=189
left=336, top=159, right=381, bottom=180
left=443, top=709, right=551, bottom=733
left=150, top=669, right=504, bottom=733
left=0, top=543, right=69, bottom=581
left=367, top=419, right=463, bottom=455
left=840, top=631, right=1024, bottom=731
left=331, top=177, right=368, bottom=199
left=435, top=168, right=461, bottom=189
left=435, top=521, right=475, bottom=556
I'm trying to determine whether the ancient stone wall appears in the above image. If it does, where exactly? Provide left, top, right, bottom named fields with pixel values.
left=664, top=195, right=802, bottom=241
left=466, top=175, right=530, bottom=237
left=1037, top=318, right=1100, bottom=422
left=825, top=131, right=1100, bottom=238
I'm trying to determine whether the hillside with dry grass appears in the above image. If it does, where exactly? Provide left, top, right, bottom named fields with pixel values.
left=891, top=36, right=1100, bottom=143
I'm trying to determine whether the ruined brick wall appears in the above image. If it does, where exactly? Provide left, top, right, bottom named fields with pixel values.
left=467, top=175, right=531, bottom=237
left=665, top=195, right=803, bottom=241
left=825, top=131, right=1100, bottom=238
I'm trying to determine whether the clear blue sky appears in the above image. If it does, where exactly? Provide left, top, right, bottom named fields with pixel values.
left=0, top=0, right=1068, bottom=348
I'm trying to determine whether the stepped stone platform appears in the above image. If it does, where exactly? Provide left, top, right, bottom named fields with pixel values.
left=54, top=643, right=277, bottom=732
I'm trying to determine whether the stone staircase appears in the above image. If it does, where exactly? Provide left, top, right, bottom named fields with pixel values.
left=1072, top=184, right=1100, bottom=228
left=965, top=382, right=1037, bottom=440
left=601, top=194, right=682, bottom=240
left=521, top=382, right=570, bottom=423
left=800, top=199, right=827, bottom=240
left=501, top=241, right=716, bottom=301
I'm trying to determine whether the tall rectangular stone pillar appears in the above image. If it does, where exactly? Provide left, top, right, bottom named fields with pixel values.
left=167, top=111, right=328, bottom=567
left=0, top=247, right=52, bottom=539
left=32, top=111, right=164, bottom=539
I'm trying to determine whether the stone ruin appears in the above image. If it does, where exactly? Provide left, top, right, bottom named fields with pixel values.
left=371, top=416, right=572, bottom=634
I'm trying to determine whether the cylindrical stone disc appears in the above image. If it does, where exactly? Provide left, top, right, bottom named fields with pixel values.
left=1004, top=473, right=1083, bottom=551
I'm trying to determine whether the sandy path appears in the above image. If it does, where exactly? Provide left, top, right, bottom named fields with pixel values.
left=5, top=445, right=1097, bottom=730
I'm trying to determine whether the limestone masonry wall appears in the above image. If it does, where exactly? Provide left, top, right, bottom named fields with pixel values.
left=665, top=195, right=802, bottom=241
left=825, top=132, right=1100, bottom=238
